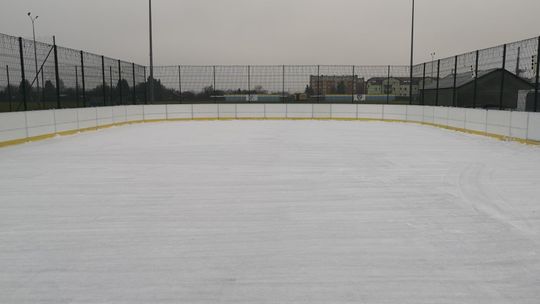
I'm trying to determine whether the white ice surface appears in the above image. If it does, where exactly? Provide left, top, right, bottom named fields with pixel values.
left=1, top=121, right=540, bottom=304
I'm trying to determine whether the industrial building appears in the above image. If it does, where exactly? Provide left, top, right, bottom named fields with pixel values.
left=421, top=69, right=534, bottom=109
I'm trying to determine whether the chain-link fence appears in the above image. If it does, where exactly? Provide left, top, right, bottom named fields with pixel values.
left=415, top=37, right=540, bottom=111
left=150, top=65, right=412, bottom=104
left=0, top=33, right=146, bottom=112
left=149, top=37, right=539, bottom=111
left=1, top=32, right=539, bottom=112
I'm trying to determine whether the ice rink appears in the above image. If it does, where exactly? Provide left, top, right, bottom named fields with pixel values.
left=1, top=120, right=540, bottom=303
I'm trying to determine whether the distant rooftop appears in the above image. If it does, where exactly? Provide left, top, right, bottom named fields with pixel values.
left=423, top=69, right=497, bottom=90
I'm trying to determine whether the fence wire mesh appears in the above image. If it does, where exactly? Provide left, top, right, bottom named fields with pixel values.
left=0, top=33, right=146, bottom=112
left=1, top=32, right=539, bottom=112
left=418, top=37, right=540, bottom=110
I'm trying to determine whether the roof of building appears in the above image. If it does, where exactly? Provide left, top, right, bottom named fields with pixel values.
left=422, top=68, right=533, bottom=90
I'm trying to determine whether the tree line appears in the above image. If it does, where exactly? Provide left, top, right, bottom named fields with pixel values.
left=0, top=77, right=281, bottom=111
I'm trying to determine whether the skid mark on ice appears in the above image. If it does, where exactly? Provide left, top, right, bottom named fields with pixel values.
left=458, top=163, right=535, bottom=236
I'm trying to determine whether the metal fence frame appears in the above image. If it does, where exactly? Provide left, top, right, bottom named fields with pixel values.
left=1, top=32, right=539, bottom=112
left=0, top=33, right=147, bottom=112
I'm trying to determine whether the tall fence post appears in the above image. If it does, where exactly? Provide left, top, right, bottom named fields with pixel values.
left=41, top=67, right=45, bottom=105
left=75, top=66, right=79, bottom=107
left=53, top=36, right=61, bottom=109
left=101, top=56, right=106, bottom=106
left=132, top=63, right=136, bottom=105
left=516, top=47, right=521, bottom=77
left=248, top=65, right=251, bottom=103
left=352, top=65, right=355, bottom=103
left=6, top=65, right=13, bottom=112
left=80, top=51, right=86, bottom=107
left=118, top=60, right=123, bottom=105
left=409, top=66, right=413, bottom=105
left=109, top=66, right=113, bottom=105
left=317, top=65, right=320, bottom=103
left=499, top=44, right=507, bottom=110
left=148, top=0, right=154, bottom=104
left=178, top=65, right=182, bottom=103
left=18, top=37, right=27, bottom=111
left=144, top=67, right=148, bottom=105
left=435, top=59, right=440, bottom=106
left=535, top=36, right=540, bottom=112
left=452, top=55, right=458, bottom=107
left=421, top=62, right=426, bottom=105
left=386, top=65, right=390, bottom=104
left=473, top=50, right=479, bottom=108
left=282, top=65, right=286, bottom=103
left=212, top=65, right=216, bottom=102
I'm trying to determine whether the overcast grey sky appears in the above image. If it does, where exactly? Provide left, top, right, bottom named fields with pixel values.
left=1, top=0, right=539, bottom=66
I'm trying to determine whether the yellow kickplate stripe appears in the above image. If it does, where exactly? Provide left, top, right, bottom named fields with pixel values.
left=0, top=117, right=539, bottom=148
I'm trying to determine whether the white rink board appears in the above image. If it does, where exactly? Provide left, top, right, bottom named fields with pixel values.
left=218, top=104, right=237, bottom=119
left=422, top=106, right=435, bottom=123
left=264, top=104, right=287, bottom=118
left=433, top=107, right=449, bottom=126
left=236, top=104, right=265, bottom=118
left=1, top=120, right=540, bottom=304
left=313, top=104, right=331, bottom=118
left=406, top=105, right=424, bottom=122
left=0, top=112, right=27, bottom=142
left=54, top=109, right=79, bottom=133
left=1, top=104, right=540, bottom=145
left=465, top=109, right=487, bottom=133
left=510, top=111, right=529, bottom=139
left=486, top=110, right=511, bottom=137
left=447, top=108, right=466, bottom=129
left=77, top=108, right=98, bottom=129
left=96, top=107, right=114, bottom=126
left=528, top=112, right=540, bottom=141
left=358, top=104, right=383, bottom=119
left=126, top=105, right=144, bottom=121
left=25, top=110, right=56, bottom=137
left=192, top=104, right=218, bottom=119
left=143, top=105, right=167, bottom=120
left=383, top=105, right=407, bottom=120
left=166, top=104, right=193, bottom=119
left=286, top=104, right=313, bottom=118
left=112, top=106, right=127, bottom=123
left=331, top=104, right=357, bottom=119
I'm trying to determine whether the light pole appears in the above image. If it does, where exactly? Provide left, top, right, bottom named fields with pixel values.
left=148, top=0, right=154, bottom=103
left=27, top=12, right=40, bottom=102
left=409, top=0, right=415, bottom=104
